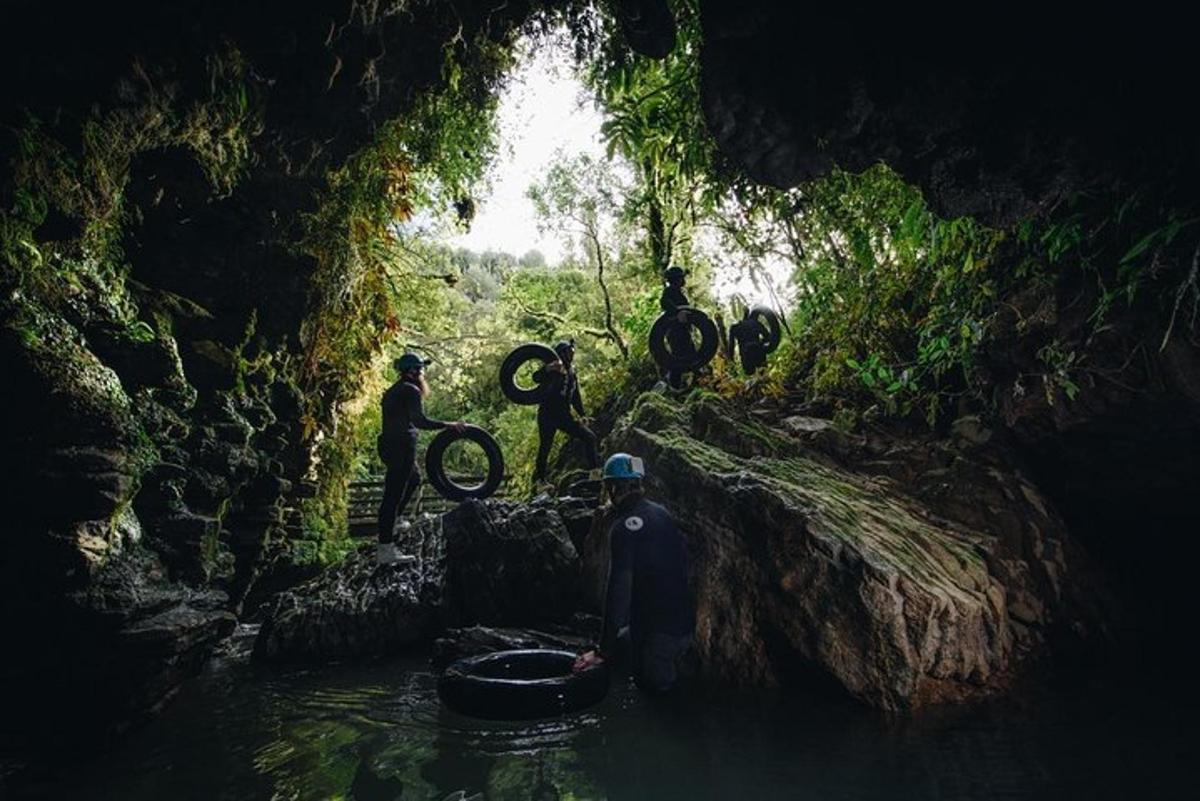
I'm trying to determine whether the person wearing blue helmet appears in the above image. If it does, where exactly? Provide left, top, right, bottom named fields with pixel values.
left=376, top=353, right=465, bottom=565
left=574, top=452, right=695, bottom=694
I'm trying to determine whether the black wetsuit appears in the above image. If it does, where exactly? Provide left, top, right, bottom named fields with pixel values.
left=660, top=284, right=694, bottom=389
left=532, top=364, right=599, bottom=483
left=377, top=378, right=446, bottom=542
left=730, top=317, right=769, bottom=375
left=601, top=493, right=695, bottom=693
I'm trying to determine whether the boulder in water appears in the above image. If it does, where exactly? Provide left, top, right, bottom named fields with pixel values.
left=595, top=392, right=1104, bottom=711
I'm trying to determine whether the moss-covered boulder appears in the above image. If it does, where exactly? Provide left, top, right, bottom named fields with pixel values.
left=597, top=391, right=1103, bottom=711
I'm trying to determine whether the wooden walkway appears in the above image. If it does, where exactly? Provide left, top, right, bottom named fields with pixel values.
left=347, top=476, right=511, bottom=536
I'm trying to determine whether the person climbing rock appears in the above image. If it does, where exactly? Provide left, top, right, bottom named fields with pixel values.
left=531, top=339, right=599, bottom=487
left=659, top=265, right=695, bottom=390
left=574, top=453, right=696, bottom=695
left=729, top=311, right=769, bottom=375
left=377, top=353, right=464, bottom=565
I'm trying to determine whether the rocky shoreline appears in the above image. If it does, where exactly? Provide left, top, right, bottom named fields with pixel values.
left=250, top=391, right=1107, bottom=713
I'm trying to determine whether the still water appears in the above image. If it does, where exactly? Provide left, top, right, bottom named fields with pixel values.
left=5, top=637, right=1192, bottom=800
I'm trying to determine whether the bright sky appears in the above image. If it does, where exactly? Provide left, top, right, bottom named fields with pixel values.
left=450, top=37, right=795, bottom=309
left=449, top=40, right=605, bottom=263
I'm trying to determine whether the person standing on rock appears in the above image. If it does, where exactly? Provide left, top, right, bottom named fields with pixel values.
left=531, top=339, right=600, bottom=488
left=574, top=452, right=695, bottom=694
left=377, top=353, right=464, bottom=565
left=728, top=311, right=769, bottom=375
left=659, top=266, right=695, bottom=390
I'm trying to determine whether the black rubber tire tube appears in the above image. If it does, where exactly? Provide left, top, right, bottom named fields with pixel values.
left=438, top=649, right=610, bottom=720
left=425, top=425, right=505, bottom=501
left=748, top=305, right=783, bottom=353
left=499, top=342, right=558, bottom=405
left=649, top=307, right=719, bottom=372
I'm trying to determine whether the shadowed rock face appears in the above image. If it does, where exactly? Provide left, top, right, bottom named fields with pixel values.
left=595, top=392, right=1105, bottom=711
left=697, top=2, right=1198, bottom=227
left=254, top=498, right=586, bottom=663
left=0, top=0, right=553, bottom=744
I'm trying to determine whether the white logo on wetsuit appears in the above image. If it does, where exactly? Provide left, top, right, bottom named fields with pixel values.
left=624, top=516, right=644, bottom=531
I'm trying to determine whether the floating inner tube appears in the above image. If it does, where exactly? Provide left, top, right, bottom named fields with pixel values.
left=499, top=343, right=558, bottom=405
left=747, top=304, right=783, bottom=353
left=649, top=307, right=719, bottom=372
left=425, top=425, right=505, bottom=501
left=438, top=649, right=610, bottom=720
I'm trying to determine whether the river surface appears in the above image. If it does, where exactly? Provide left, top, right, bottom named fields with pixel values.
left=4, top=635, right=1192, bottom=800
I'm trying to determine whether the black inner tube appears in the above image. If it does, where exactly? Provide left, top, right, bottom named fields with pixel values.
left=425, top=425, right=505, bottom=501
left=499, top=342, right=557, bottom=405
left=438, top=649, right=610, bottom=720
left=747, top=304, right=782, bottom=353
left=649, top=307, right=719, bottom=371
left=469, top=650, right=575, bottom=680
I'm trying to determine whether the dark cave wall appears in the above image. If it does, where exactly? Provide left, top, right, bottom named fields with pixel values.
left=0, top=0, right=680, bottom=745
left=695, top=0, right=1200, bottom=646
left=0, top=0, right=559, bottom=746
left=697, top=2, right=1200, bottom=227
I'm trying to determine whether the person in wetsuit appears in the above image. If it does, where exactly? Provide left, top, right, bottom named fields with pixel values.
left=531, top=340, right=600, bottom=486
left=574, top=453, right=695, bottom=694
left=376, top=352, right=464, bottom=565
left=659, top=266, right=695, bottom=389
left=729, top=312, right=769, bottom=375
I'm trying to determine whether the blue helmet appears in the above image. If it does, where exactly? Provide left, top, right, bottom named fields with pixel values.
left=394, top=352, right=429, bottom=372
left=602, top=452, right=645, bottom=481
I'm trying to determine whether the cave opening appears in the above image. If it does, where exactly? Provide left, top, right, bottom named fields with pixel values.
left=2, top=0, right=1199, bottom=797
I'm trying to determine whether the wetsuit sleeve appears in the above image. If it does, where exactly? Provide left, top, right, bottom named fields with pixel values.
left=403, top=385, right=447, bottom=430
left=660, top=287, right=689, bottom=313
left=600, top=522, right=634, bottom=656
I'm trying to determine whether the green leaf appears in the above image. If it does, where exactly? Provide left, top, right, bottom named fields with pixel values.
left=1119, top=229, right=1161, bottom=265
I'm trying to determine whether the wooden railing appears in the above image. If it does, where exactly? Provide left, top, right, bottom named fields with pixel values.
left=347, top=476, right=511, bottom=536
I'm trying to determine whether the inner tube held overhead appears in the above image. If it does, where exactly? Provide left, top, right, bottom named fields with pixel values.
left=499, top=343, right=558, bottom=405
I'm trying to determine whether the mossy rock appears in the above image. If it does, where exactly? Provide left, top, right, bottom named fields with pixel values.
left=599, top=391, right=1095, bottom=711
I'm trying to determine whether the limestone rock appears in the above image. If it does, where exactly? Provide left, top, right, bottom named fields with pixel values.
left=441, top=499, right=583, bottom=628
left=596, top=392, right=1103, bottom=711
left=254, top=498, right=590, bottom=664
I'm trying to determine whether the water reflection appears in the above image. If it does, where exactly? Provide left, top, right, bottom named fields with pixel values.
left=3, top=654, right=1191, bottom=800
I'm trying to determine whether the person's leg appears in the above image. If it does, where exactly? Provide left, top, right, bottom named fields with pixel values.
left=392, top=435, right=419, bottom=523
left=533, top=410, right=557, bottom=483
left=560, top=415, right=600, bottom=468
left=377, top=461, right=403, bottom=544
left=744, top=346, right=765, bottom=375
left=633, top=633, right=694, bottom=695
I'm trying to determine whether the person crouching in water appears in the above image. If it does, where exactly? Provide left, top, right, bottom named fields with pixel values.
left=531, top=340, right=600, bottom=487
left=659, top=265, right=695, bottom=390
left=376, top=353, right=465, bottom=565
left=574, top=453, right=696, bottom=694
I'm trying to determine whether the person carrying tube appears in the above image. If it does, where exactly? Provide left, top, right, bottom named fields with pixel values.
left=659, top=265, right=695, bottom=389
left=531, top=339, right=600, bottom=487
left=376, top=353, right=465, bottom=565
left=729, top=310, right=769, bottom=375
left=574, top=453, right=696, bottom=695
